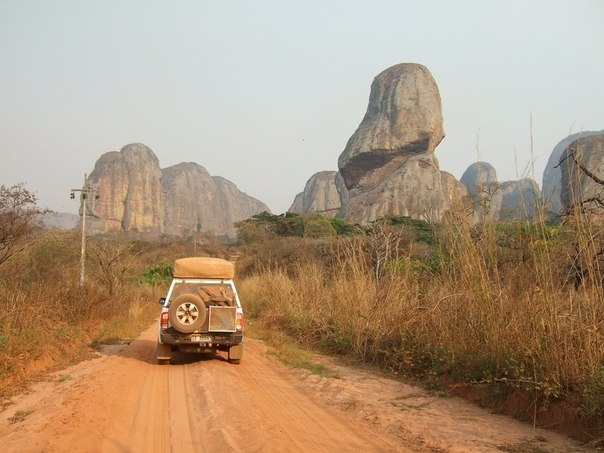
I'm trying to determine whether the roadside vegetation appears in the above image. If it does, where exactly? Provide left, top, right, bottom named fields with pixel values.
left=0, top=184, right=196, bottom=396
left=235, top=209, right=604, bottom=442
left=0, top=182, right=603, bottom=442
left=0, top=227, right=164, bottom=395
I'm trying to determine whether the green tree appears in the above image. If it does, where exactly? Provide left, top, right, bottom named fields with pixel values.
left=0, top=183, right=48, bottom=266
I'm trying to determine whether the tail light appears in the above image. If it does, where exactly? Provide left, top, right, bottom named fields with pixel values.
left=236, top=310, right=244, bottom=332
left=160, top=312, right=169, bottom=330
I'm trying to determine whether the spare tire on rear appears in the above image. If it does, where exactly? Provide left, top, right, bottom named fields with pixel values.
left=169, top=294, right=207, bottom=333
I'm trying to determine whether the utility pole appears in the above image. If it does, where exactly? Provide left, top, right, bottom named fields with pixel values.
left=70, top=174, right=99, bottom=286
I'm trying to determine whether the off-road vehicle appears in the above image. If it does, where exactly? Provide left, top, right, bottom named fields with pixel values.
left=156, top=257, right=244, bottom=364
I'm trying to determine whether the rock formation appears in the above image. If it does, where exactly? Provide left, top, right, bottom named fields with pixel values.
left=84, top=143, right=268, bottom=238
left=334, top=63, right=471, bottom=223
left=288, top=171, right=348, bottom=216
left=440, top=171, right=470, bottom=215
left=559, top=133, right=604, bottom=215
left=460, top=162, right=502, bottom=222
left=290, top=62, right=552, bottom=225
left=339, top=155, right=455, bottom=223
left=460, top=162, right=540, bottom=221
left=87, top=143, right=163, bottom=234
left=542, top=130, right=604, bottom=218
left=499, top=179, right=540, bottom=221
left=338, top=63, right=445, bottom=196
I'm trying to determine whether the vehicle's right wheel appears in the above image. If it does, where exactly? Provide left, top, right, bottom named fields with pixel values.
left=228, top=343, right=243, bottom=364
left=168, top=294, right=207, bottom=333
left=170, top=349, right=185, bottom=365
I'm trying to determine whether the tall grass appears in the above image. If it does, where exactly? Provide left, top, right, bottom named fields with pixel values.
left=0, top=230, right=171, bottom=396
left=237, top=213, right=604, bottom=438
left=2, top=212, right=602, bottom=438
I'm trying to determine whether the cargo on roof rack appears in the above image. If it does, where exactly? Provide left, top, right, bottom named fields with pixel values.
left=172, top=257, right=235, bottom=279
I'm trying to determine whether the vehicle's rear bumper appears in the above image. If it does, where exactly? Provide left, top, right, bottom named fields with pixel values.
left=159, top=331, right=243, bottom=346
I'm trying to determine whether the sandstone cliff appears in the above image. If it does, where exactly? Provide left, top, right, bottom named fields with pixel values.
left=85, top=143, right=268, bottom=238
left=87, top=144, right=163, bottom=234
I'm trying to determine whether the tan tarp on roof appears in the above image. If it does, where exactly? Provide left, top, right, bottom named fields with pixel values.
left=173, top=257, right=235, bottom=279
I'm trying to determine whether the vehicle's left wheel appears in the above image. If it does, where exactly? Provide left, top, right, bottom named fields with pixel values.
left=155, top=342, right=171, bottom=364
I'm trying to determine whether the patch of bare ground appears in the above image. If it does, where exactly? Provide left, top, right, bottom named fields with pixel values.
left=445, top=380, right=604, bottom=448
left=289, top=351, right=601, bottom=452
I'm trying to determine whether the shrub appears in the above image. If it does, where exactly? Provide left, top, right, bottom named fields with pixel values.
left=142, top=259, right=173, bottom=286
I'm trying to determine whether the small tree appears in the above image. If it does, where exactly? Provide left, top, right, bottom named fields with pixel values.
left=0, top=183, right=48, bottom=266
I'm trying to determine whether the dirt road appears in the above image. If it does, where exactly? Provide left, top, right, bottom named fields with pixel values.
left=0, top=325, right=594, bottom=452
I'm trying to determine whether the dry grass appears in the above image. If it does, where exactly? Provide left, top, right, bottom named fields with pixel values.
left=1, top=214, right=603, bottom=440
left=0, top=230, right=171, bottom=397
left=237, top=214, right=604, bottom=440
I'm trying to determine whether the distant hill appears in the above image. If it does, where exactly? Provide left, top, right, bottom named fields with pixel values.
left=40, top=212, right=80, bottom=230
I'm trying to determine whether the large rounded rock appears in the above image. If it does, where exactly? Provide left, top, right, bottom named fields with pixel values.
left=338, top=63, right=444, bottom=193
left=162, top=163, right=269, bottom=237
left=559, top=133, right=604, bottom=214
left=542, top=131, right=604, bottom=218
left=460, top=162, right=502, bottom=222
left=288, top=171, right=348, bottom=216
left=460, top=161, right=498, bottom=193
left=88, top=143, right=163, bottom=234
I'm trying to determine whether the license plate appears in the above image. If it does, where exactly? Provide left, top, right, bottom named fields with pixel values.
left=190, top=335, right=212, bottom=343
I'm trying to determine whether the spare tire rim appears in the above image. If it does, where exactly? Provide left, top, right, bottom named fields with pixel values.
left=176, top=302, right=199, bottom=325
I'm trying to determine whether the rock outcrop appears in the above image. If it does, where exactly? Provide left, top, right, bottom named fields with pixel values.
left=85, top=143, right=268, bottom=238
left=293, top=63, right=474, bottom=224
left=559, top=133, right=604, bottom=214
left=542, top=130, right=604, bottom=218
left=291, top=62, right=556, bottom=225
left=338, top=63, right=445, bottom=196
left=460, top=162, right=502, bottom=222
left=334, top=63, right=458, bottom=223
left=500, top=179, right=540, bottom=221
left=441, top=171, right=471, bottom=215
left=87, top=143, right=163, bottom=234
left=338, top=155, right=462, bottom=223
left=288, top=171, right=348, bottom=216
left=460, top=162, right=540, bottom=221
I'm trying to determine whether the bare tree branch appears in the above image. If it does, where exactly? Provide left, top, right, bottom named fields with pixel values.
left=556, top=147, right=604, bottom=185
left=0, top=183, right=49, bottom=266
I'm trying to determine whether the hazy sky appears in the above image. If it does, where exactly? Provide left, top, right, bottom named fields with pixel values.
left=1, top=1, right=602, bottom=215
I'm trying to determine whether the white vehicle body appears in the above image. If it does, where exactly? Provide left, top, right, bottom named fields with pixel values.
left=156, top=257, right=244, bottom=364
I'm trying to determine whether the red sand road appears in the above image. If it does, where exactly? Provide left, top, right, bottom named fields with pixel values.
left=0, top=324, right=594, bottom=452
